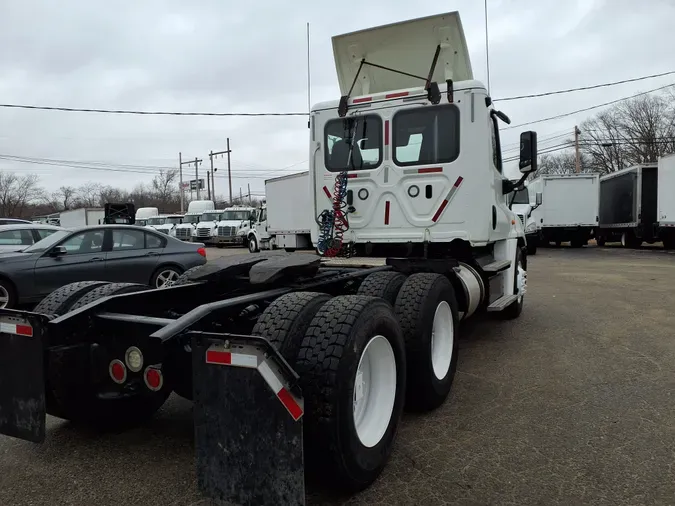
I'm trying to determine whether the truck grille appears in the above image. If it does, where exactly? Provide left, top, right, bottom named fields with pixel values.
left=517, top=214, right=525, bottom=225
left=218, top=226, right=236, bottom=237
left=176, top=228, right=191, bottom=239
left=197, top=228, right=211, bottom=238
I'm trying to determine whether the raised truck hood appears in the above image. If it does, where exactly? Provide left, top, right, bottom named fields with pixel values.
left=332, top=11, right=473, bottom=96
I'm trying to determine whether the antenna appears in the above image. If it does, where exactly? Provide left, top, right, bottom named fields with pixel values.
left=484, top=0, right=491, bottom=95
left=306, top=22, right=311, bottom=123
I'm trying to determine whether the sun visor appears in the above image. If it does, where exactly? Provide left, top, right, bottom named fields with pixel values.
left=332, top=12, right=473, bottom=96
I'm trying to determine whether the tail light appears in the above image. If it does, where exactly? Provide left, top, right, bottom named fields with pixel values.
left=109, top=359, right=127, bottom=384
left=144, top=366, right=164, bottom=391
left=197, top=247, right=206, bottom=258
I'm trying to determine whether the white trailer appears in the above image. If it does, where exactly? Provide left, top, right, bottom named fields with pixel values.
left=657, top=154, right=675, bottom=249
left=247, top=172, right=313, bottom=252
left=529, top=174, right=599, bottom=247
left=59, top=208, right=106, bottom=229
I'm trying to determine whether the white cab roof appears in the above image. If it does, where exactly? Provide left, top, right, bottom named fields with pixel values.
left=332, top=12, right=473, bottom=96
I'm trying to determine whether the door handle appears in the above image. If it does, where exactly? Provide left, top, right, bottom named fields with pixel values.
left=89, top=257, right=103, bottom=262
left=144, top=251, right=159, bottom=256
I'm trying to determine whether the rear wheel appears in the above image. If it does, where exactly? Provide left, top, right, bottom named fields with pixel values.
left=357, top=271, right=407, bottom=306
left=150, top=266, right=183, bottom=288
left=394, top=273, right=459, bottom=412
left=296, top=296, right=406, bottom=492
left=45, top=282, right=170, bottom=428
left=596, top=236, right=606, bottom=247
left=0, top=278, right=17, bottom=309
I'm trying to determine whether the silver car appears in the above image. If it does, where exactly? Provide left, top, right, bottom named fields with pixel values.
left=0, top=225, right=207, bottom=309
left=0, top=224, right=64, bottom=252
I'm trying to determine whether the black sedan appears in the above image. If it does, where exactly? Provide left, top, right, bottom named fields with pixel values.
left=0, top=225, right=207, bottom=308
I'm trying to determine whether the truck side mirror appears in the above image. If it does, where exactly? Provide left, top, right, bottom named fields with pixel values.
left=519, top=131, right=538, bottom=174
left=535, top=192, right=543, bottom=206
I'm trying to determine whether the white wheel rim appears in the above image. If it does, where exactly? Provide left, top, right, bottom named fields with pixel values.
left=249, top=238, right=255, bottom=252
left=353, top=335, right=397, bottom=448
left=516, top=260, right=527, bottom=302
left=621, top=233, right=626, bottom=247
left=431, top=301, right=454, bottom=380
left=0, top=285, right=9, bottom=308
left=156, top=270, right=179, bottom=288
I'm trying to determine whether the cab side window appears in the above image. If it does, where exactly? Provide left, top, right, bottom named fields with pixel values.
left=490, top=116, right=503, bottom=174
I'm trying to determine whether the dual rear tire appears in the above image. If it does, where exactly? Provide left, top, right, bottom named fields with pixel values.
left=252, top=271, right=460, bottom=491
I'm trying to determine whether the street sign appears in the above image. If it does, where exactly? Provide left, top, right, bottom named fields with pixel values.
left=189, top=179, right=205, bottom=191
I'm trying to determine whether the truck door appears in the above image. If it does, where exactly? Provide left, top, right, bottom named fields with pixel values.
left=488, top=115, right=513, bottom=241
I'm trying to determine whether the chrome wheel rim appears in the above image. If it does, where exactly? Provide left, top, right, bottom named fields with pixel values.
left=156, top=269, right=180, bottom=288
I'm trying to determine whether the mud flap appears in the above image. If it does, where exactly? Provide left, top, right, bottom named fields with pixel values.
left=191, top=333, right=305, bottom=506
left=0, top=312, right=49, bottom=443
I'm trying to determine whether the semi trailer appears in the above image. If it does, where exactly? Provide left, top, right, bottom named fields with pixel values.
left=528, top=173, right=600, bottom=247
left=657, top=154, right=675, bottom=250
left=0, top=12, right=538, bottom=505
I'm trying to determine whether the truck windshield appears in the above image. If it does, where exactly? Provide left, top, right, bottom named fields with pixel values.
left=136, top=219, right=147, bottom=226
left=184, top=214, right=200, bottom=224
left=393, top=105, right=460, bottom=166
left=221, top=211, right=250, bottom=221
left=325, top=115, right=382, bottom=172
left=147, top=217, right=166, bottom=225
left=166, top=217, right=183, bottom=225
left=201, top=213, right=221, bottom=221
left=512, top=188, right=530, bottom=205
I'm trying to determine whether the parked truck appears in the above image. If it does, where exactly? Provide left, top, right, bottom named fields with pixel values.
left=194, top=209, right=225, bottom=244
left=214, top=205, right=255, bottom=247
left=59, top=207, right=106, bottom=229
left=529, top=173, right=599, bottom=247
left=0, top=12, right=539, bottom=505
left=247, top=172, right=313, bottom=253
left=510, top=181, right=542, bottom=255
left=174, top=200, right=214, bottom=241
left=134, top=207, right=159, bottom=227
left=596, top=164, right=658, bottom=248
left=657, top=154, right=675, bottom=250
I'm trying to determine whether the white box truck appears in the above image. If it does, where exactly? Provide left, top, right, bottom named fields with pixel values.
left=529, top=173, right=599, bottom=247
left=657, top=154, right=675, bottom=250
left=59, top=208, right=106, bottom=229
left=247, top=171, right=313, bottom=252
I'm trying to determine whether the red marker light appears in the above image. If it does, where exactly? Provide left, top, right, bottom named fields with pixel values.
left=109, top=359, right=127, bottom=384
left=144, top=367, right=164, bottom=391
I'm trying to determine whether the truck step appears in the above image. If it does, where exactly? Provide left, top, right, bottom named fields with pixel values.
left=482, top=260, right=511, bottom=273
left=487, top=294, right=519, bottom=312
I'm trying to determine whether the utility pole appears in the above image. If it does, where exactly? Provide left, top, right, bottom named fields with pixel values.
left=574, top=126, right=581, bottom=173
left=206, top=171, right=211, bottom=200
left=194, top=157, right=200, bottom=199
left=209, top=140, right=232, bottom=203
left=212, top=168, right=217, bottom=204
left=247, top=183, right=251, bottom=205
left=179, top=155, right=202, bottom=210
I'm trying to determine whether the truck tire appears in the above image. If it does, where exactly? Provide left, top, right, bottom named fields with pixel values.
left=252, top=292, right=332, bottom=362
left=68, top=282, right=148, bottom=311
left=570, top=239, right=584, bottom=248
left=394, top=273, right=459, bottom=412
left=596, top=236, right=606, bottom=247
left=296, top=295, right=406, bottom=492
left=33, top=281, right=110, bottom=315
left=499, top=247, right=526, bottom=320
left=248, top=235, right=259, bottom=253
left=45, top=283, right=171, bottom=428
left=357, top=271, right=407, bottom=306
left=167, top=265, right=205, bottom=287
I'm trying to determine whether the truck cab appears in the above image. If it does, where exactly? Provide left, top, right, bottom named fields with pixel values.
left=510, top=182, right=542, bottom=255
left=151, top=214, right=184, bottom=237
left=134, top=207, right=158, bottom=228
left=195, top=210, right=225, bottom=244
left=214, top=206, right=255, bottom=247
left=174, top=200, right=215, bottom=242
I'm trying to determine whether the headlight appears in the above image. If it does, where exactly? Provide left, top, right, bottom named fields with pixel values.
left=525, top=222, right=536, bottom=232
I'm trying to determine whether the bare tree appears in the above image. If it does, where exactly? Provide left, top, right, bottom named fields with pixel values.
left=77, top=182, right=105, bottom=207
left=580, top=90, right=675, bottom=174
left=0, top=172, right=43, bottom=217
left=58, top=186, right=78, bottom=210
left=151, top=170, right=179, bottom=207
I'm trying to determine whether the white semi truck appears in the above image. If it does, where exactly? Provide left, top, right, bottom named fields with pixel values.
left=0, top=12, right=538, bottom=505
left=529, top=173, right=600, bottom=247
left=194, top=209, right=226, bottom=244
left=214, top=205, right=256, bottom=247
left=146, top=214, right=184, bottom=237
left=174, top=200, right=215, bottom=241
left=247, top=172, right=313, bottom=252
left=510, top=181, right=542, bottom=255
left=134, top=207, right=159, bottom=227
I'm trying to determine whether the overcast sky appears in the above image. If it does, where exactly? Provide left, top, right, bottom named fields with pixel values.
left=1, top=0, right=674, bottom=200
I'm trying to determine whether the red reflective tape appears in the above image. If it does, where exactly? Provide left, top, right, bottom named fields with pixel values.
left=352, top=97, right=372, bottom=104
left=277, top=388, right=304, bottom=421
left=322, top=185, right=331, bottom=198
left=432, top=200, right=449, bottom=222
left=347, top=173, right=358, bottom=179
left=418, top=167, right=443, bottom=174
left=384, top=201, right=390, bottom=225
left=385, top=91, right=409, bottom=99
left=205, top=350, right=231, bottom=365
left=16, top=324, right=33, bottom=337
left=454, top=176, right=464, bottom=188
left=384, top=120, right=390, bottom=146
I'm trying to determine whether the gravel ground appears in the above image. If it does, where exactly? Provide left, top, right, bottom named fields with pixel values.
left=1, top=245, right=674, bottom=505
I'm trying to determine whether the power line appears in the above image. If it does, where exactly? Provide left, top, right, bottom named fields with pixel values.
left=495, top=70, right=675, bottom=102
left=0, top=103, right=307, bottom=117
left=503, top=83, right=674, bottom=130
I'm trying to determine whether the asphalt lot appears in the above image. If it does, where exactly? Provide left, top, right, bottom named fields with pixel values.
left=1, top=245, right=675, bottom=505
